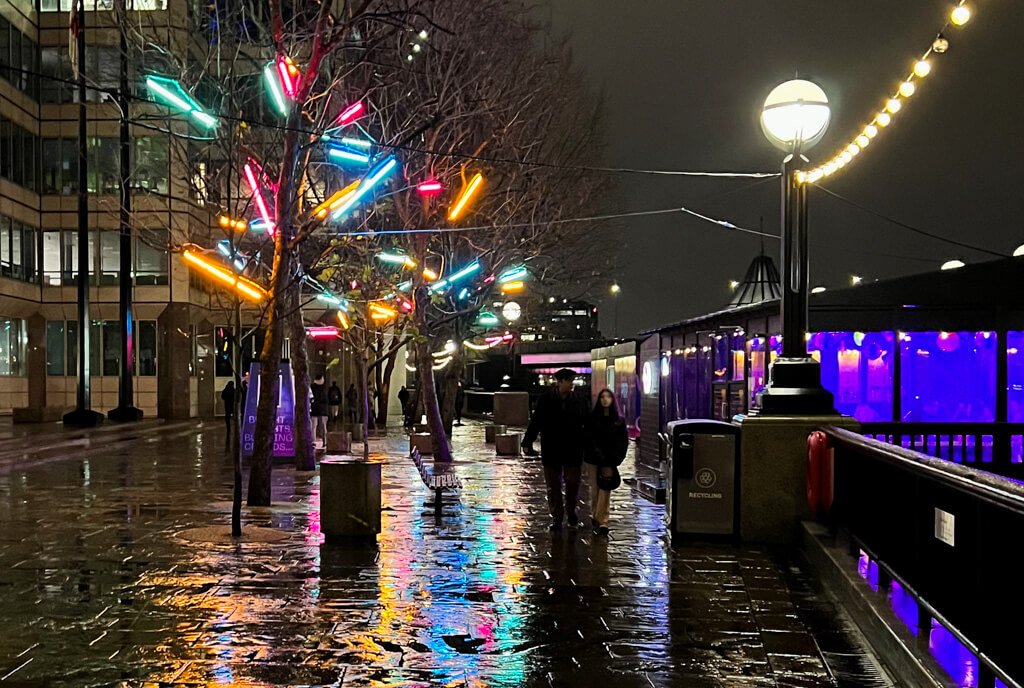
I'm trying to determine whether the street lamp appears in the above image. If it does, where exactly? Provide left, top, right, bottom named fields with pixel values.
left=757, top=79, right=836, bottom=415
left=610, top=283, right=621, bottom=339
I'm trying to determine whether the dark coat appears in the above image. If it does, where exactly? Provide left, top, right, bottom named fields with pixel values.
left=310, top=381, right=328, bottom=416
left=328, top=384, right=342, bottom=405
left=523, top=389, right=588, bottom=467
left=584, top=412, right=629, bottom=468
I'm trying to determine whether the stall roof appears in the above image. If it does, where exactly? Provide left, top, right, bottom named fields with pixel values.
left=641, top=256, right=1024, bottom=336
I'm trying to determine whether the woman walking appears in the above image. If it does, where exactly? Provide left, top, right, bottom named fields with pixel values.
left=585, top=389, right=629, bottom=536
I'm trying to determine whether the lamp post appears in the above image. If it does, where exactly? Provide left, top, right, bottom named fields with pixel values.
left=758, top=79, right=836, bottom=415
left=610, top=283, right=620, bottom=339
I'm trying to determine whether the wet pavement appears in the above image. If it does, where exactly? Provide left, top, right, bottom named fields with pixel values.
left=0, top=420, right=887, bottom=687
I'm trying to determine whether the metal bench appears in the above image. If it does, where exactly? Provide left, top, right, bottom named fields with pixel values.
left=410, top=447, right=462, bottom=514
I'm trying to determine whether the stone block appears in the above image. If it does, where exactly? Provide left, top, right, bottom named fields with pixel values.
left=494, top=392, right=530, bottom=427
left=410, top=432, right=433, bottom=456
left=13, top=406, right=67, bottom=423
left=485, top=424, right=507, bottom=443
left=320, top=458, right=381, bottom=541
left=495, top=432, right=521, bottom=456
left=348, top=423, right=365, bottom=442
left=734, top=414, right=859, bottom=544
left=326, top=431, right=352, bottom=453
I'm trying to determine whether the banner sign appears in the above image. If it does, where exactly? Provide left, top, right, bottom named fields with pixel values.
left=241, top=362, right=295, bottom=458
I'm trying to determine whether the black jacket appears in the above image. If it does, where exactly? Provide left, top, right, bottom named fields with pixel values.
left=310, top=382, right=328, bottom=416
left=523, top=389, right=588, bottom=467
left=584, top=412, right=629, bottom=467
left=328, top=385, right=342, bottom=405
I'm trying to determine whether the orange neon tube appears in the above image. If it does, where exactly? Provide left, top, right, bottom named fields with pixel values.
left=313, top=180, right=360, bottom=219
left=448, top=172, right=483, bottom=220
left=183, top=251, right=265, bottom=301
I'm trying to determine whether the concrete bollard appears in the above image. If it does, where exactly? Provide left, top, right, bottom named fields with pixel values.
left=494, top=391, right=530, bottom=427
left=495, top=432, right=522, bottom=456
left=410, top=433, right=434, bottom=456
left=326, top=431, right=352, bottom=453
left=320, top=457, right=382, bottom=541
left=348, top=423, right=365, bottom=442
left=485, top=425, right=507, bottom=443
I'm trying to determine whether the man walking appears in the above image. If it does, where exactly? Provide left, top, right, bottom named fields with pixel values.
left=328, top=381, right=342, bottom=423
left=398, top=386, right=410, bottom=427
left=522, top=368, right=588, bottom=531
left=345, top=383, right=358, bottom=423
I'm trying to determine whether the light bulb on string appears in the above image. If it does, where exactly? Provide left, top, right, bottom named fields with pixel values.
left=899, top=81, right=916, bottom=98
left=932, top=35, right=950, bottom=53
left=885, top=98, right=902, bottom=114
left=846, top=143, right=860, bottom=156
left=864, top=124, right=878, bottom=138
left=951, top=4, right=971, bottom=26
left=856, top=135, right=870, bottom=149
left=914, top=60, right=932, bottom=77
left=877, top=112, right=892, bottom=127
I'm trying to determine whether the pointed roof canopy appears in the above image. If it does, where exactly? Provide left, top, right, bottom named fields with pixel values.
left=729, top=254, right=781, bottom=307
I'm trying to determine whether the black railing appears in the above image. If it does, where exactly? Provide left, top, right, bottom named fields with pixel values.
left=860, top=422, right=1024, bottom=481
left=825, top=426, right=1024, bottom=688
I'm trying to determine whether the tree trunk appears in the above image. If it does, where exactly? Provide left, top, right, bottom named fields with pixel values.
left=287, top=279, right=315, bottom=470
left=414, top=286, right=453, bottom=462
left=440, top=348, right=464, bottom=437
left=375, top=334, right=401, bottom=428
left=247, top=108, right=302, bottom=506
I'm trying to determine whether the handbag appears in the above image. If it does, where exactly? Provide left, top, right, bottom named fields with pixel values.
left=596, top=466, right=621, bottom=491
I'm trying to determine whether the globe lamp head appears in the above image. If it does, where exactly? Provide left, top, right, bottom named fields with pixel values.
left=761, top=79, right=831, bottom=153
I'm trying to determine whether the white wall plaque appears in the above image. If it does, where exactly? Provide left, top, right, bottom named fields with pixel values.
left=934, top=508, right=955, bottom=547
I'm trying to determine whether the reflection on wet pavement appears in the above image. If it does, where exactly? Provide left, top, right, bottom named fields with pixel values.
left=0, top=421, right=881, bottom=687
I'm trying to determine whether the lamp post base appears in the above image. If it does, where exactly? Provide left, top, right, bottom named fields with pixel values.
left=63, top=408, right=105, bottom=427
left=107, top=406, right=144, bottom=423
left=758, top=356, right=837, bottom=416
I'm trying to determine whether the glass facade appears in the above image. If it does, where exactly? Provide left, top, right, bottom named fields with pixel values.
left=899, top=332, right=996, bottom=422
left=0, top=115, right=38, bottom=192
left=0, top=319, right=25, bottom=375
left=39, top=46, right=120, bottom=104
left=47, top=320, right=157, bottom=376
left=0, top=214, right=36, bottom=283
left=40, top=0, right=166, bottom=11
left=809, top=331, right=895, bottom=422
left=0, top=15, right=38, bottom=99
left=40, top=229, right=167, bottom=286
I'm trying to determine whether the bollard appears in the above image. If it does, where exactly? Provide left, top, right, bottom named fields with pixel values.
left=410, top=433, right=434, bottom=456
left=326, top=431, right=352, bottom=453
left=348, top=423, right=365, bottom=442
left=320, top=457, right=382, bottom=541
left=485, top=424, right=507, bottom=443
left=495, top=432, right=522, bottom=456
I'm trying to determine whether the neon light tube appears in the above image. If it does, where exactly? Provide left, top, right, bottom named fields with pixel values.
left=377, top=252, right=409, bottom=264
left=429, top=279, right=449, bottom=293
left=397, top=281, right=412, bottom=292
left=330, top=157, right=398, bottom=219
left=464, top=341, right=493, bottom=351
left=336, top=311, right=350, bottom=329
left=218, top=215, right=247, bottom=231
left=336, top=102, right=365, bottom=126
left=422, top=268, right=438, bottom=281
left=399, top=300, right=413, bottom=312
left=244, top=163, right=275, bottom=235
left=478, top=312, right=499, bottom=325
left=316, top=294, right=343, bottom=306
left=448, top=172, right=483, bottom=220
left=327, top=147, right=371, bottom=164
left=501, top=281, right=525, bottom=293
left=146, top=76, right=217, bottom=129
left=307, top=326, right=339, bottom=339
left=234, top=258, right=245, bottom=270
left=277, top=58, right=299, bottom=98
left=183, top=251, right=264, bottom=301
left=216, top=241, right=232, bottom=257
left=417, top=180, right=443, bottom=196
left=458, top=288, right=469, bottom=300
left=264, top=64, right=289, bottom=116
left=447, top=261, right=481, bottom=283
left=341, top=137, right=372, bottom=149
left=498, top=266, right=527, bottom=283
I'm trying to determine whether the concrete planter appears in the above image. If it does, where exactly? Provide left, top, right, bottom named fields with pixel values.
left=495, top=432, right=521, bottom=456
left=410, top=433, right=434, bottom=456
left=485, top=424, right=507, bottom=443
left=326, top=431, right=352, bottom=453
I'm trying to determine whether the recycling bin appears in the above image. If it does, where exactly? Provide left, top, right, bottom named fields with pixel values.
left=666, top=419, right=740, bottom=540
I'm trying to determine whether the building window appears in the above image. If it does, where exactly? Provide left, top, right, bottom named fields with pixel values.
left=0, top=116, right=39, bottom=192
left=0, top=214, right=38, bottom=284
left=132, top=137, right=169, bottom=195
left=88, top=137, right=120, bottom=194
left=138, top=320, right=157, bottom=376
left=99, top=231, right=120, bottom=286
left=899, top=331, right=994, bottom=423
left=135, top=229, right=168, bottom=285
left=42, top=230, right=60, bottom=286
left=0, top=17, right=38, bottom=99
left=0, top=319, right=25, bottom=375
left=46, top=321, right=65, bottom=375
left=39, top=46, right=119, bottom=103
left=62, top=229, right=96, bottom=286
left=42, top=138, right=79, bottom=195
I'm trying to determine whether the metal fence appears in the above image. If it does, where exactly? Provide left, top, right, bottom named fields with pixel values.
left=825, top=426, right=1024, bottom=688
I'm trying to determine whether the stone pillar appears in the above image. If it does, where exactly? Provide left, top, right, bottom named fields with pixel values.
left=25, top=314, right=46, bottom=409
left=158, top=304, right=192, bottom=419
left=735, top=414, right=859, bottom=544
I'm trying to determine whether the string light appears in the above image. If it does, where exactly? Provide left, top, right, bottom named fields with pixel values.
left=218, top=215, right=247, bottom=231
left=800, top=0, right=975, bottom=183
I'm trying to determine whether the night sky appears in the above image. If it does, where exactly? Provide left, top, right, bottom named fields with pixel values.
left=541, top=1, right=1024, bottom=337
